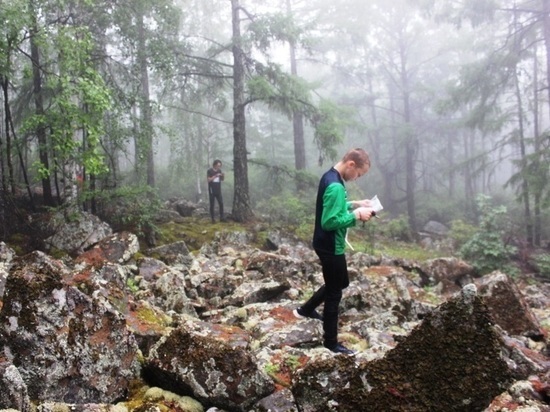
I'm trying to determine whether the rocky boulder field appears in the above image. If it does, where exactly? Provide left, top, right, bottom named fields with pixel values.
left=1, top=208, right=550, bottom=412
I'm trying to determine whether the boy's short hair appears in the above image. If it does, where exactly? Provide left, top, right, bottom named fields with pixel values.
left=213, top=159, right=222, bottom=167
left=342, top=148, right=370, bottom=169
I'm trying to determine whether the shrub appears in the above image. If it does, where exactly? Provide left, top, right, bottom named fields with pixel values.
left=459, top=195, right=517, bottom=275
left=256, top=192, right=314, bottom=227
left=533, top=254, right=550, bottom=279
left=449, top=219, right=478, bottom=250
left=378, top=215, right=413, bottom=241
left=88, top=185, right=161, bottom=239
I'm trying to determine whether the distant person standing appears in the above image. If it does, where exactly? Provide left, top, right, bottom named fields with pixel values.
left=207, top=159, right=225, bottom=222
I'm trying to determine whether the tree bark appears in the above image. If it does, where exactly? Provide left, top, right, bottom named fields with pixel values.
left=399, top=38, right=417, bottom=235
left=1, top=75, right=13, bottom=194
left=30, top=1, right=54, bottom=206
left=286, top=0, right=306, bottom=188
left=137, top=9, right=155, bottom=187
left=231, top=0, right=253, bottom=222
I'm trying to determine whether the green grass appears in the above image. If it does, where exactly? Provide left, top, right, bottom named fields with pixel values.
left=374, top=240, right=446, bottom=261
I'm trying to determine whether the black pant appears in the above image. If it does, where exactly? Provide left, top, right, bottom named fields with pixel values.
left=209, top=184, right=223, bottom=221
left=300, top=250, right=349, bottom=348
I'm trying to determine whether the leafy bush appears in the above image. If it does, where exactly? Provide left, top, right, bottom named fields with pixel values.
left=533, top=254, right=550, bottom=279
left=449, top=219, right=478, bottom=250
left=378, top=215, right=413, bottom=241
left=459, top=195, right=517, bottom=275
left=87, top=185, right=161, bottom=239
left=255, top=192, right=314, bottom=227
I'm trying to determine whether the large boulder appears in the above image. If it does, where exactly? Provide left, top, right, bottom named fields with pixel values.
left=418, top=257, right=475, bottom=290
left=144, top=325, right=275, bottom=411
left=0, top=242, right=15, bottom=299
left=477, top=271, right=545, bottom=340
left=75, top=231, right=139, bottom=269
left=0, top=361, right=31, bottom=412
left=0, top=251, right=139, bottom=403
left=44, top=211, right=112, bottom=255
left=292, top=285, right=515, bottom=412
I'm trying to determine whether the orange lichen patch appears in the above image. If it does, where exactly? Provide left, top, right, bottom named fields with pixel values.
left=485, top=395, right=522, bottom=411
left=268, top=306, right=298, bottom=324
left=89, top=317, right=116, bottom=348
left=266, top=351, right=309, bottom=391
left=529, top=376, right=550, bottom=399
left=363, top=266, right=396, bottom=277
left=126, top=304, right=168, bottom=335
left=74, top=246, right=108, bottom=269
left=66, top=268, right=94, bottom=286
left=206, top=323, right=251, bottom=348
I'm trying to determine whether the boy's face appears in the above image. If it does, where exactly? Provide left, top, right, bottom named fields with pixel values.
left=343, top=161, right=369, bottom=182
left=214, top=163, right=222, bottom=171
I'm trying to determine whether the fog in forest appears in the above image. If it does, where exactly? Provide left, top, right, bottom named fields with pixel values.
left=1, top=0, right=549, bottom=245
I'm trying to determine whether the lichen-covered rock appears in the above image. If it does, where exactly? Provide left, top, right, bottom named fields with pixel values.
left=477, top=271, right=544, bottom=339
left=418, top=257, right=475, bottom=291
left=147, top=240, right=191, bottom=266
left=292, top=285, right=514, bottom=412
left=44, top=211, right=112, bottom=255
left=245, top=250, right=304, bottom=283
left=75, top=232, right=139, bottom=269
left=0, top=251, right=139, bottom=403
left=225, top=281, right=289, bottom=306
left=291, top=356, right=362, bottom=412
left=152, top=268, right=197, bottom=316
left=0, top=242, right=15, bottom=300
left=0, top=361, right=31, bottom=412
left=144, top=326, right=275, bottom=411
left=254, top=387, right=298, bottom=412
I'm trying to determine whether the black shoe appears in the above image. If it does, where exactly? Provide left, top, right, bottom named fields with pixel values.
left=293, top=307, right=323, bottom=321
left=325, top=343, right=356, bottom=355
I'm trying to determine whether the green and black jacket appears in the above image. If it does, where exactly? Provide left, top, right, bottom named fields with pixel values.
left=312, top=167, right=357, bottom=255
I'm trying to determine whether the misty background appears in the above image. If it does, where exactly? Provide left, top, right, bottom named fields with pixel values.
left=1, top=0, right=549, bottom=247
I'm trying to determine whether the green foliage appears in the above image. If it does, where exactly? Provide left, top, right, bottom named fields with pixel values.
left=284, top=355, right=301, bottom=370
left=459, top=194, right=517, bottom=275
left=21, top=25, right=112, bottom=179
left=264, top=363, right=280, bottom=376
left=294, top=221, right=314, bottom=243
left=374, top=239, right=443, bottom=261
left=247, top=13, right=303, bottom=50
left=378, top=215, right=413, bottom=241
left=86, top=185, right=161, bottom=238
left=246, top=64, right=346, bottom=167
left=256, top=191, right=314, bottom=228
left=248, top=63, right=315, bottom=116
left=449, top=219, right=477, bottom=250
left=312, top=100, right=349, bottom=165
left=126, top=277, right=140, bottom=294
left=533, top=254, right=550, bottom=279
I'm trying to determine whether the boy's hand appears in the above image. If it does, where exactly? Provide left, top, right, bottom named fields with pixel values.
left=354, top=207, right=373, bottom=221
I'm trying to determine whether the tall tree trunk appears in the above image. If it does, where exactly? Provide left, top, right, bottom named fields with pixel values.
left=399, top=39, right=417, bottom=235
left=463, top=126, right=475, bottom=207
left=448, top=130, right=455, bottom=198
left=30, top=1, right=54, bottom=206
left=231, top=0, right=253, bottom=222
left=1, top=75, right=13, bottom=194
left=137, top=10, right=155, bottom=187
left=542, top=0, right=550, bottom=113
left=369, top=77, right=395, bottom=214
left=4, top=76, right=34, bottom=209
left=533, top=56, right=542, bottom=247
left=286, top=0, right=306, bottom=190
left=513, top=67, right=533, bottom=244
